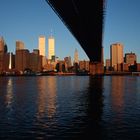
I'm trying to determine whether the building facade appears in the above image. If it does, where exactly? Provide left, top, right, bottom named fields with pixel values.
left=38, top=36, right=46, bottom=67
left=0, top=37, right=8, bottom=72
left=74, top=49, right=79, bottom=64
left=79, top=60, right=89, bottom=71
left=38, top=36, right=46, bottom=56
left=105, top=59, right=110, bottom=71
left=110, top=43, right=124, bottom=71
left=16, top=41, right=25, bottom=51
left=125, top=52, right=137, bottom=66
left=29, top=50, right=42, bottom=72
left=15, top=49, right=30, bottom=73
left=48, top=36, right=55, bottom=60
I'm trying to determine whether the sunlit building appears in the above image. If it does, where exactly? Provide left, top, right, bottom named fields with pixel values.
left=110, top=43, right=124, bottom=71
left=48, top=36, right=55, bottom=60
left=0, top=37, right=7, bottom=54
left=0, top=37, right=8, bottom=72
left=29, top=49, right=42, bottom=72
left=15, top=49, right=30, bottom=73
left=16, top=40, right=25, bottom=50
left=38, top=36, right=46, bottom=67
left=38, top=36, right=46, bottom=56
left=74, top=49, right=79, bottom=64
left=0, top=37, right=5, bottom=52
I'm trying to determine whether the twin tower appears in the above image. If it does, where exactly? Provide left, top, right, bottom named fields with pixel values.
left=38, top=35, right=55, bottom=66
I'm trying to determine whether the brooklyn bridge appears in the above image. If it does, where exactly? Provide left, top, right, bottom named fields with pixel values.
left=46, top=0, right=105, bottom=74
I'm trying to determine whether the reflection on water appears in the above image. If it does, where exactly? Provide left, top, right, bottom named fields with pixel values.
left=0, top=76, right=140, bottom=139
left=82, top=76, right=104, bottom=139
left=111, top=76, right=124, bottom=109
left=6, top=78, right=13, bottom=109
left=103, top=76, right=140, bottom=140
left=37, top=76, right=57, bottom=119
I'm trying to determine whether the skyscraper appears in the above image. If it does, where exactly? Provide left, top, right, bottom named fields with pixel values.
left=110, top=43, right=124, bottom=71
left=38, top=36, right=46, bottom=56
left=74, top=49, right=79, bottom=64
left=16, top=40, right=25, bottom=51
left=0, top=37, right=4, bottom=52
left=38, top=36, right=46, bottom=67
left=0, top=37, right=8, bottom=72
left=48, top=36, right=55, bottom=60
left=15, top=49, right=30, bottom=72
left=0, top=37, right=7, bottom=54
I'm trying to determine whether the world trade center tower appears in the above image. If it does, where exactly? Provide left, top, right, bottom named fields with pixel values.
left=38, top=36, right=46, bottom=67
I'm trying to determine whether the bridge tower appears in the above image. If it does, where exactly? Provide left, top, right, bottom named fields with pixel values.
left=89, top=47, right=104, bottom=75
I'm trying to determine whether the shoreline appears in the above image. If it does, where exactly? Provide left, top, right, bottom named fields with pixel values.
left=0, top=72, right=140, bottom=77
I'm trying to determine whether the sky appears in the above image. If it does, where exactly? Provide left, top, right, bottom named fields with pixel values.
left=0, top=0, right=140, bottom=62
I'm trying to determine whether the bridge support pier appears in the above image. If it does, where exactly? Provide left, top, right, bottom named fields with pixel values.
left=89, top=61, right=104, bottom=75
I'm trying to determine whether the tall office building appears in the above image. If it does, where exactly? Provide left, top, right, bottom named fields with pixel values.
left=38, top=36, right=46, bottom=67
left=38, top=36, right=46, bottom=56
left=110, top=43, right=124, bottom=71
left=48, top=36, right=55, bottom=60
left=0, top=37, right=7, bottom=54
left=0, top=37, right=4, bottom=52
left=74, top=49, right=79, bottom=64
left=16, top=40, right=25, bottom=50
left=0, top=37, right=8, bottom=72
left=15, top=49, right=30, bottom=72
left=29, top=49, right=42, bottom=72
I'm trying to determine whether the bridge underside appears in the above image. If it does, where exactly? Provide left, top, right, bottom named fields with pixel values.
left=46, top=0, right=104, bottom=62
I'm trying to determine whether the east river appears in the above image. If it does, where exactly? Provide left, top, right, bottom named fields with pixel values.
left=0, top=76, right=140, bottom=140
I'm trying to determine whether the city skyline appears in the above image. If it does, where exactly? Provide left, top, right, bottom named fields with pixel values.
left=0, top=0, right=140, bottom=62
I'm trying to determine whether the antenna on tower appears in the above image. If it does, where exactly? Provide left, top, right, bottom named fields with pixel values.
left=50, top=28, right=53, bottom=37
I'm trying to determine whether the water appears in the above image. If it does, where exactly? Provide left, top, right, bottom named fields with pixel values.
left=0, top=76, right=140, bottom=140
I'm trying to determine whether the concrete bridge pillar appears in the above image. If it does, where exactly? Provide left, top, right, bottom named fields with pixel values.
left=89, top=61, right=104, bottom=75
